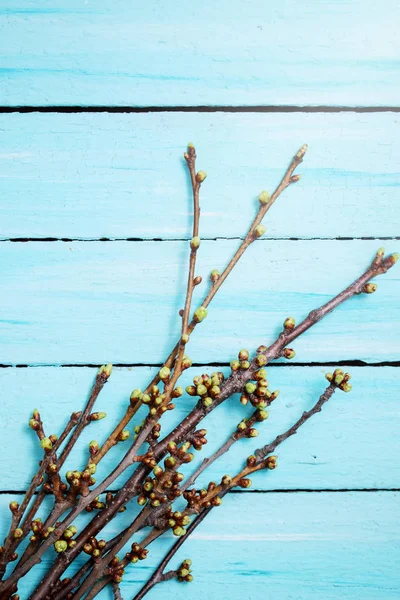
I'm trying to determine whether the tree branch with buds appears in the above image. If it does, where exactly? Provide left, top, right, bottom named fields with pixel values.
left=0, top=144, right=397, bottom=600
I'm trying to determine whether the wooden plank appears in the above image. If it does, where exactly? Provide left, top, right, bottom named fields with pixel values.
left=0, top=239, right=398, bottom=365
left=0, top=366, right=399, bottom=491
left=0, top=492, right=398, bottom=598
left=1, top=2, right=399, bottom=106
left=0, top=112, right=399, bottom=239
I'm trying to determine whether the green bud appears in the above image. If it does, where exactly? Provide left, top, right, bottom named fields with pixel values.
left=196, top=384, right=208, bottom=396
left=91, top=412, right=107, bottom=421
left=256, top=354, right=267, bottom=367
left=182, top=355, right=192, bottom=369
left=153, top=466, right=163, bottom=478
left=118, top=430, right=130, bottom=442
left=141, top=394, right=150, bottom=404
left=334, top=373, right=344, bottom=385
left=29, top=418, right=40, bottom=430
left=194, top=306, right=208, bottom=322
left=284, top=316, right=296, bottom=330
left=159, top=366, right=171, bottom=381
left=88, top=463, right=97, bottom=475
left=341, top=383, right=352, bottom=393
left=248, top=428, right=259, bottom=438
left=9, top=501, right=19, bottom=513
left=238, top=349, right=249, bottom=361
left=363, top=282, right=377, bottom=294
left=210, top=269, right=220, bottom=283
left=245, top=382, right=257, bottom=395
left=173, top=526, right=186, bottom=537
left=254, top=224, right=266, bottom=238
left=181, top=334, right=189, bottom=344
left=257, top=409, right=269, bottom=421
left=54, top=540, right=68, bottom=553
left=40, top=438, right=53, bottom=451
left=195, top=170, right=207, bottom=183
left=283, top=348, right=296, bottom=360
left=258, top=190, right=271, bottom=205
left=266, top=455, right=278, bottom=470
left=230, top=359, right=240, bottom=371
left=164, top=456, right=176, bottom=469
left=255, top=368, right=267, bottom=380
left=203, top=397, right=213, bottom=408
left=98, top=363, right=112, bottom=378
left=13, top=528, right=23, bottom=539
left=237, top=420, right=247, bottom=432
left=190, top=236, right=201, bottom=250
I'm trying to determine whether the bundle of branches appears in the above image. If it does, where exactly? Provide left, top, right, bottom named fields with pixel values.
left=0, top=144, right=397, bottom=600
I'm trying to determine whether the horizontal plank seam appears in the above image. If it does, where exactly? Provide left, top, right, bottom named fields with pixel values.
left=1, top=237, right=399, bottom=243
left=0, top=489, right=398, bottom=496
left=1, top=106, right=400, bottom=114
left=0, top=361, right=399, bottom=369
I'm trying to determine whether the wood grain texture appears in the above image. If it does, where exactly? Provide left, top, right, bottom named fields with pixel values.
left=1, top=1, right=399, bottom=106
left=0, top=492, right=398, bottom=599
left=0, top=239, right=398, bottom=365
left=0, top=366, right=399, bottom=491
left=0, top=113, right=399, bottom=240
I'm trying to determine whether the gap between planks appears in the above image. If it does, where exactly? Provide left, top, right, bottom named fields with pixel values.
left=1, top=105, right=400, bottom=114
left=1, top=361, right=400, bottom=368
left=1, top=237, right=400, bottom=243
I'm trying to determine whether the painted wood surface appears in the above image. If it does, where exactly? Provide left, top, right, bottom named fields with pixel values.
left=1, top=112, right=400, bottom=240
left=0, top=239, right=398, bottom=365
left=1, top=1, right=400, bottom=107
left=0, top=366, right=399, bottom=491
left=0, top=492, right=398, bottom=599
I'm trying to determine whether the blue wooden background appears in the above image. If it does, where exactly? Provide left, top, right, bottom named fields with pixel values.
left=0, top=2, right=399, bottom=599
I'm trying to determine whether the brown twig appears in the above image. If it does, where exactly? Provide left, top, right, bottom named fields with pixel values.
left=112, top=582, right=124, bottom=600
left=132, top=511, right=210, bottom=600
left=0, top=412, right=80, bottom=578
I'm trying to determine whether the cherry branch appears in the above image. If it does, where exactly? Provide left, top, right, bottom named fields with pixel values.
left=23, top=245, right=397, bottom=600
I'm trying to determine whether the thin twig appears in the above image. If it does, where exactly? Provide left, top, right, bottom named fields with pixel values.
left=112, top=582, right=124, bottom=600
left=83, top=143, right=305, bottom=465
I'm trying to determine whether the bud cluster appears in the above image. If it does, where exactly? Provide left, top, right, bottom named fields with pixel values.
left=325, top=369, right=352, bottom=393
left=183, top=481, right=223, bottom=511
left=176, top=558, right=194, bottom=583
left=131, top=384, right=175, bottom=418
left=165, top=508, right=191, bottom=536
left=83, top=536, right=107, bottom=558
left=187, top=428, right=208, bottom=451
left=186, top=371, right=224, bottom=408
left=107, top=556, right=125, bottom=583
left=52, top=525, right=79, bottom=553
left=137, top=442, right=193, bottom=507
left=238, top=366, right=280, bottom=410
left=126, top=542, right=148, bottom=563
left=29, top=518, right=56, bottom=545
